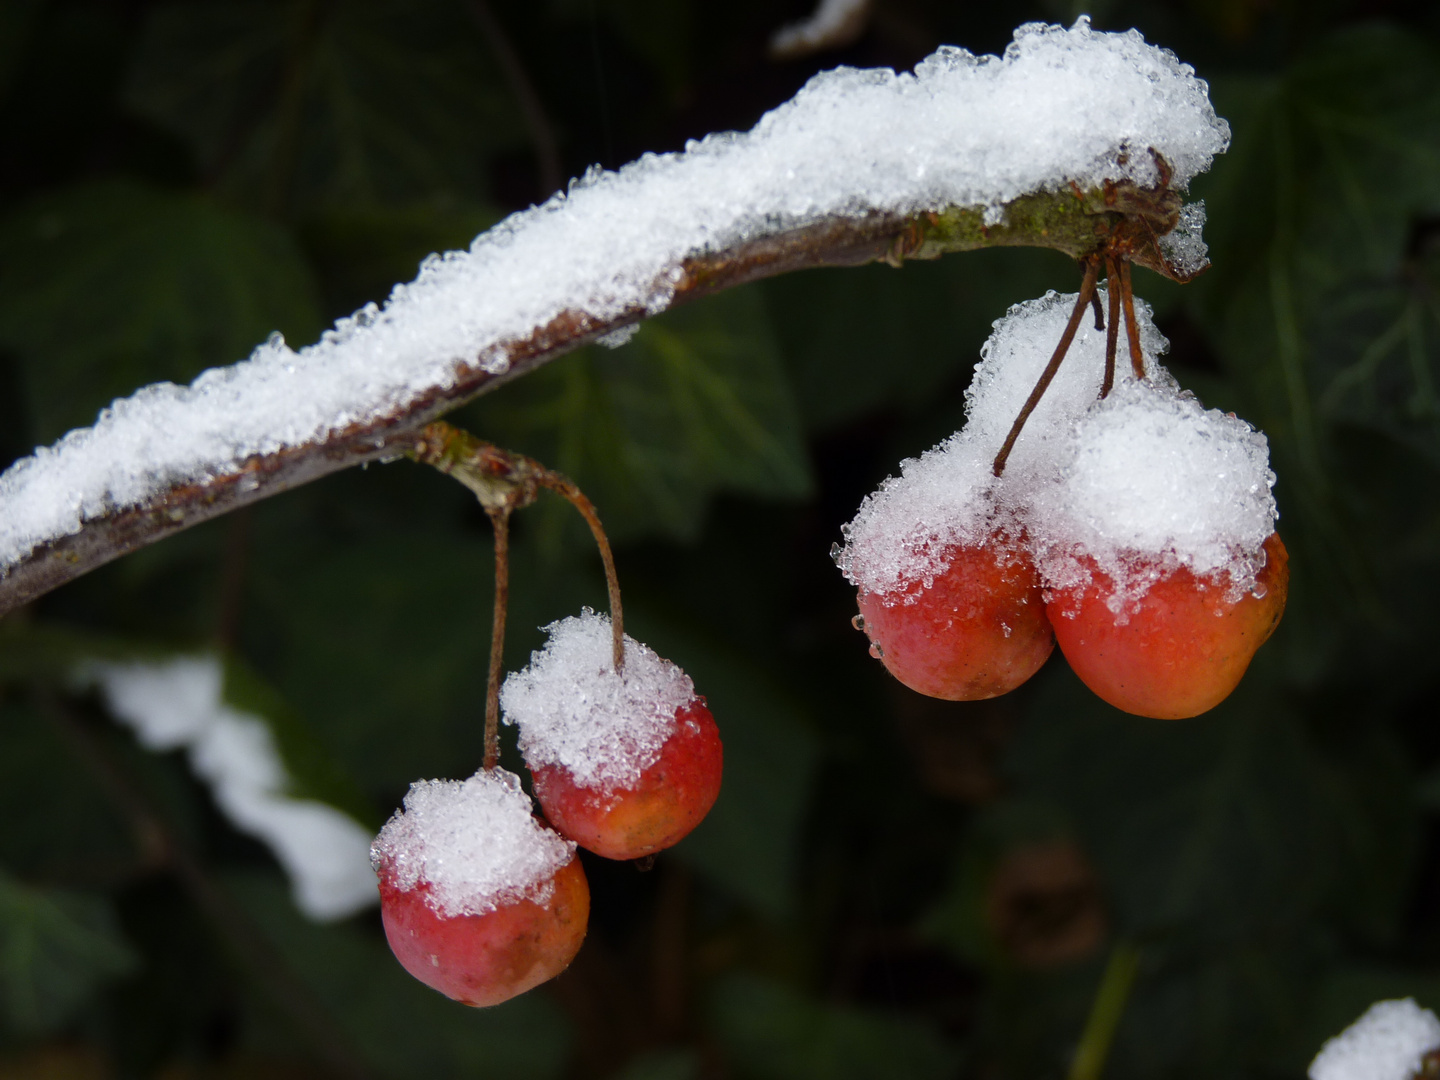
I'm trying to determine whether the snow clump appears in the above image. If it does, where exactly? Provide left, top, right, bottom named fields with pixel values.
left=837, top=289, right=1277, bottom=606
left=84, top=654, right=378, bottom=921
left=501, top=610, right=697, bottom=791
left=371, top=769, right=574, bottom=918
left=1309, top=999, right=1440, bottom=1080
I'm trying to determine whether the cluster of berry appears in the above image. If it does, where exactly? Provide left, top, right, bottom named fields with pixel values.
left=371, top=611, right=722, bottom=1007
left=370, top=425, right=724, bottom=1008
left=838, top=288, right=1287, bottom=719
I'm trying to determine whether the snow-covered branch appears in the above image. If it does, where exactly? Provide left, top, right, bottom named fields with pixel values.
left=0, top=19, right=1227, bottom=617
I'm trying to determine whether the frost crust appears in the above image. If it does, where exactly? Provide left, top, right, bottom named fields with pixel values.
left=501, top=610, right=696, bottom=792
left=0, top=18, right=1227, bottom=575
left=370, top=768, right=574, bottom=919
left=838, top=289, right=1277, bottom=606
left=1309, top=999, right=1440, bottom=1080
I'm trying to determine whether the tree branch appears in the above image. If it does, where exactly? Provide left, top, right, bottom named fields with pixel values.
left=0, top=177, right=1187, bottom=619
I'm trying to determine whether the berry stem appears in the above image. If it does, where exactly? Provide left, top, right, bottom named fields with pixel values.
left=992, top=257, right=1101, bottom=477
left=536, top=474, right=626, bottom=671
left=1119, top=259, right=1145, bottom=380
left=1101, top=255, right=1121, bottom=398
left=407, top=422, right=627, bottom=672
left=483, top=505, right=511, bottom=771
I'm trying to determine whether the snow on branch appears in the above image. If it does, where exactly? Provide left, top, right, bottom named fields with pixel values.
left=0, top=19, right=1228, bottom=617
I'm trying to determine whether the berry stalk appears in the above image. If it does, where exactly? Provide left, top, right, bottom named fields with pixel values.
left=483, top=505, right=511, bottom=770
left=409, top=423, right=627, bottom=678
left=991, top=256, right=1102, bottom=477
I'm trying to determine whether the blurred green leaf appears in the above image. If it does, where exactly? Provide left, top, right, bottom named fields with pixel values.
left=0, top=700, right=139, bottom=882
left=613, top=1047, right=703, bottom=1080
left=0, top=179, right=322, bottom=443
left=221, top=654, right=380, bottom=828
left=0, top=0, right=43, bottom=104
left=298, top=199, right=499, bottom=317
left=1009, top=660, right=1416, bottom=948
left=471, top=286, right=813, bottom=542
left=624, top=607, right=820, bottom=921
left=763, top=247, right=1066, bottom=435
left=223, top=870, right=570, bottom=1079
left=0, top=869, right=137, bottom=1035
left=1202, top=25, right=1440, bottom=456
left=707, top=972, right=960, bottom=1080
left=123, top=0, right=522, bottom=211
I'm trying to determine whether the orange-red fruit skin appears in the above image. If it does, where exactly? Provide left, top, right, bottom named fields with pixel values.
left=857, top=542, right=1055, bottom=701
left=1048, top=533, right=1289, bottom=720
left=532, top=700, right=723, bottom=861
left=378, top=857, right=589, bottom=1007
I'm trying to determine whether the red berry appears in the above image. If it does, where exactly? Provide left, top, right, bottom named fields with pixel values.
left=371, top=770, right=587, bottom=1006
left=377, top=856, right=588, bottom=1007
left=530, top=699, right=722, bottom=860
left=856, top=536, right=1055, bottom=700
left=1047, top=532, right=1289, bottom=719
left=502, top=611, right=723, bottom=861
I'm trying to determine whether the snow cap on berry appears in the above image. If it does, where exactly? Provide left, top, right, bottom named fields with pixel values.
left=501, top=610, right=697, bottom=791
left=839, top=290, right=1278, bottom=607
left=1308, top=999, right=1440, bottom=1080
left=370, top=768, right=574, bottom=918
left=1028, top=377, right=1277, bottom=606
left=837, top=288, right=1161, bottom=600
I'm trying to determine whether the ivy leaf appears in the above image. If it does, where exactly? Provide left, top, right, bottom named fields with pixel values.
left=123, top=0, right=522, bottom=211
left=0, top=870, right=137, bottom=1034
left=0, top=179, right=322, bottom=444
left=1193, top=26, right=1440, bottom=468
left=1009, top=661, right=1415, bottom=949
left=470, top=285, right=813, bottom=542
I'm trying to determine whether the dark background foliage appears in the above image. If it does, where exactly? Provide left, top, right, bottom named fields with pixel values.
left=2, top=0, right=1439, bottom=1077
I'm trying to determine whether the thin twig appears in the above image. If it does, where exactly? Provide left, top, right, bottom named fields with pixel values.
left=1089, top=289, right=1104, bottom=332
left=483, top=506, right=510, bottom=770
left=1067, top=941, right=1140, bottom=1080
left=536, top=474, right=625, bottom=670
left=407, top=423, right=626, bottom=670
left=991, top=258, right=1101, bottom=477
left=1101, top=256, right=1121, bottom=398
left=1, top=168, right=1192, bottom=618
left=1119, top=259, right=1145, bottom=380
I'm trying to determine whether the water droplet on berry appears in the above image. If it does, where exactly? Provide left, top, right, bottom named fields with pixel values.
left=851, top=614, right=865, bottom=632
left=869, top=643, right=884, bottom=659
left=829, top=542, right=842, bottom=565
